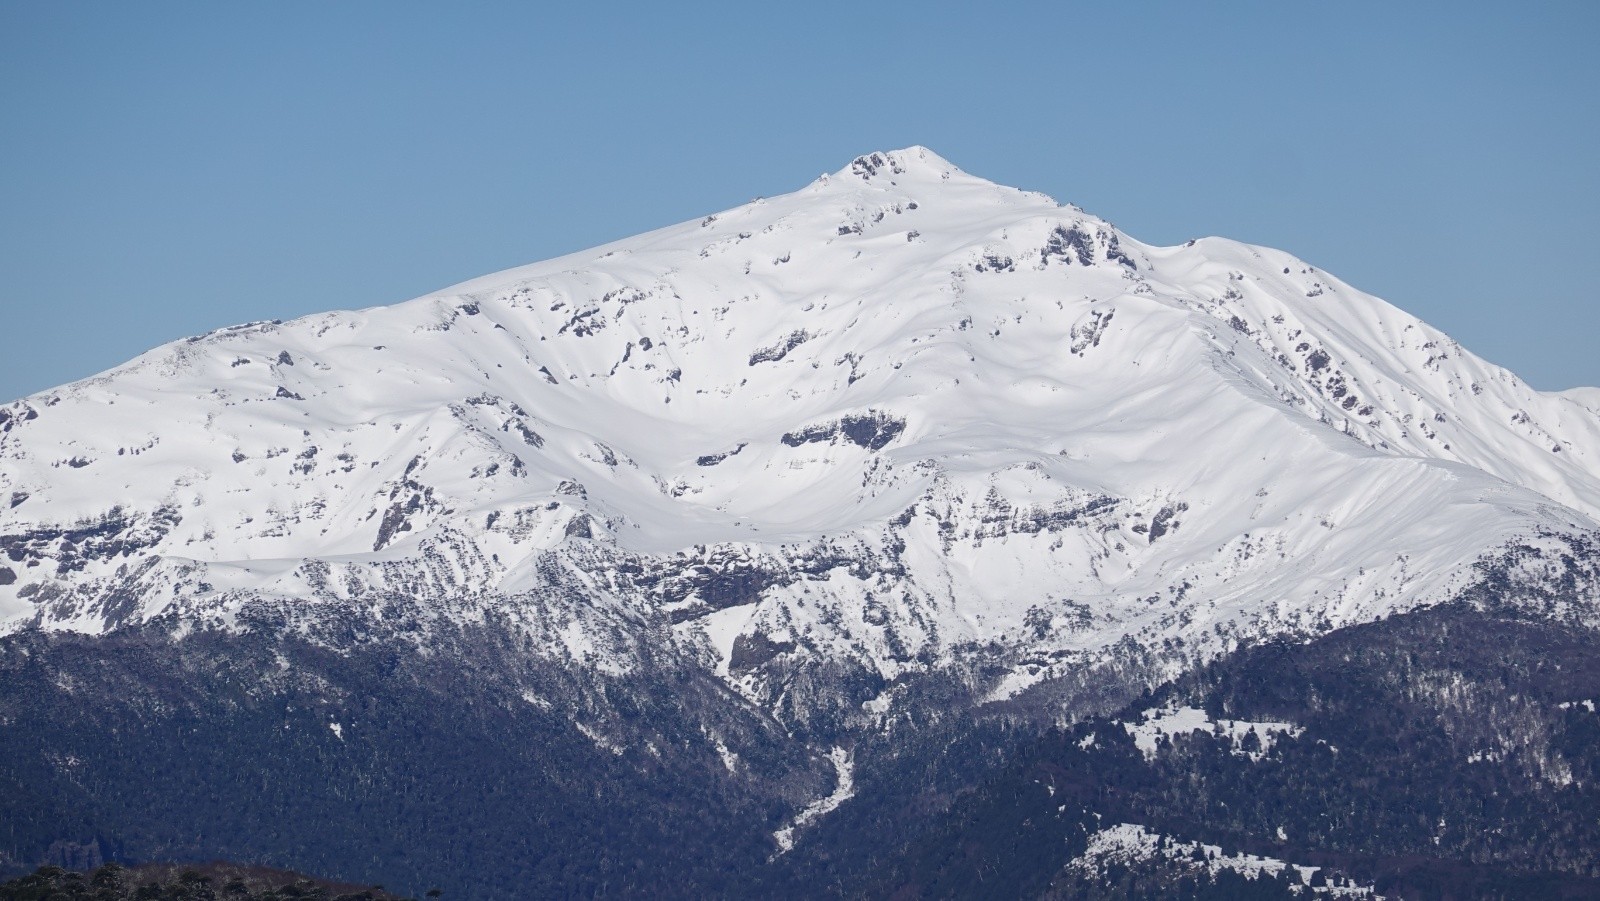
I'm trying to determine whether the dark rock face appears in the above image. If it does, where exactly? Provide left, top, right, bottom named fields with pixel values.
left=696, top=443, right=746, bottom=467
left=0, top=506, right=180, bottom=577
left=729, top=632, right=797, bottom=673
left=1041, top=224, right=1136, bottom=269
left=849, top=152, right=905, bottom=180
left=781, top=410, right=905, bottom=451
left=838, top=413, right=905, bottom=450
left=563, top=513, right=593, bottom=539
left=372, top=498, right=420, bottom=550
left=1147, top=502, right=1187, bottom=543
left=748, top=331, right=811, bottom=366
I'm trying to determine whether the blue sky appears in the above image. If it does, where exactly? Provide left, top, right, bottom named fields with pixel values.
left=2, top=1, right=1596, bottom=402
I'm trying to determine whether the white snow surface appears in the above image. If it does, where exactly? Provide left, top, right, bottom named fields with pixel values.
left=1068, top=823, right=1379, bottom=896
left=2, top=146, right=1599, bottom=705
left=773, top=746, right=854, bottom=854
left=1124, top=705, right=1303, bottom=761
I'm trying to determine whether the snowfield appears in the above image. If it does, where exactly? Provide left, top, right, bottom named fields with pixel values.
left=1067, top=823, right=1379, bottom=896
left=1, top=146, right=1598, bottom=719
left=1122, top=705, right=1304, bottom=761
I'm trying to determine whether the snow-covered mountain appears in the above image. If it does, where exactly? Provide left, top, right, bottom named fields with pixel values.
left=7, top=146, right=1600, bottom=897
left=3, top=145, right=1599, bottom=718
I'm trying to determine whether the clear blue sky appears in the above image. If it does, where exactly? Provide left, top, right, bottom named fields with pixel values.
left=2, top=1, right=1596, bottom=402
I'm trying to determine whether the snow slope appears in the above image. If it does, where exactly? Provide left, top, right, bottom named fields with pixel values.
left=2, top=146, right=1597, bottom=711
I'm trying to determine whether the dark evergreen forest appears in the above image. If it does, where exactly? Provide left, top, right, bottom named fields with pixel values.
left=859, top=604, right=1600, bottom=899
left=5, top=604, right=1599, bottom=898
left=0, top=861, right=417, bottom=900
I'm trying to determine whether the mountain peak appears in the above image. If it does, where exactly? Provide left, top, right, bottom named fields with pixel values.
left=835, top=146, right=962, bottom=182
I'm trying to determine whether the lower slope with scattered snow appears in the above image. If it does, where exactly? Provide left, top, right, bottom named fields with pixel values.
left=848, top=602, right=1600, bottom=899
